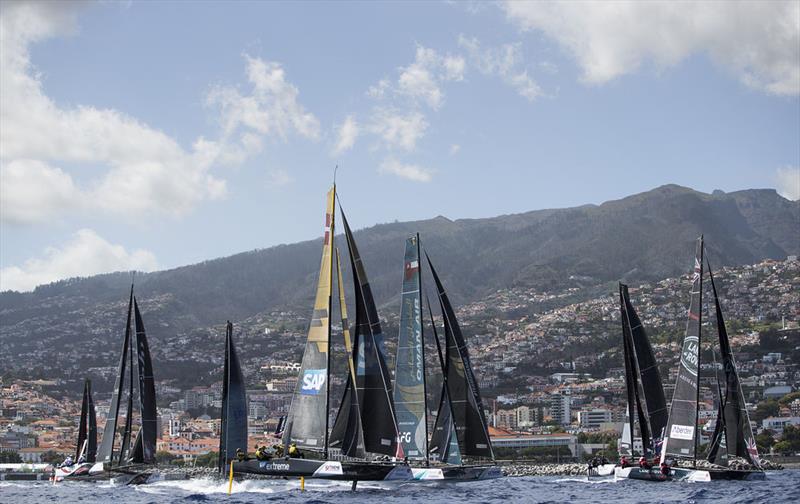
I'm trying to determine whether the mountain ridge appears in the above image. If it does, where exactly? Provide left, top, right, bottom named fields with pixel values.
left=1, top=184, right=797, bottom=335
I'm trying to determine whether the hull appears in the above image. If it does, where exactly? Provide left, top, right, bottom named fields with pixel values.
left=614, top=465, right=765, bottom=482
left=52, top=463, right=93, bottom=481
left=233, top=458, right=413, bottom=481
left=411, top=465, right=502, bottom=481
left=587, top=463, right=616, bottom=477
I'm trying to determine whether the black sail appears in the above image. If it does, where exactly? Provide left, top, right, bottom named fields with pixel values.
left=426, top=296, right=462, bottom=465
left=341, top=210, right=401, bottom=457
left=119, top=311, right=136, bottom=465
left=329, top=249, right=366, bottom=458
left=663, top=236, right=703, bottom=462
left=133, top=298, right=157, bottom=464
left=708, top=263, right=761, bottom=468
left=218, top=321, right=249, bottom=472
left=620, top=283, right=668, bottom=454
left=76, top=379, right=90, bottom=461
left=427, top=254, right=493, bottom=460
left=620, top=285, right=645, bottom=455
left=97, top=286, right=134, bottom=464
left=86, top=379, right=97, bottom=463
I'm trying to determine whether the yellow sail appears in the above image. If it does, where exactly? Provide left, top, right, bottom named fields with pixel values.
left=283, top=186, right=335, bottom=450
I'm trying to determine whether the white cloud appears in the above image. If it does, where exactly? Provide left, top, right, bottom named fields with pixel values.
left=500, top=0, right=800, bottom=95
left=0, top=229, right=158, bottom=292
left=331, top=115, right=359, bottom=155
left=449, top=144, right=461, bottom=156
left=0, top=3, right=319, bottom=225
left=369, top=45, right=466, bottom=110
left=265, top=169, right=292, bottom=188
left=378, top=158, right=432, bottom=182
left=0, top=160, right=80, bottom=224
left=207, top=55, right=320, bottom=142
left=458, top=35, right=543, bottom=101
left=775, top=166, right=800, bottom=201
left=368, top=108, right=428, bottom=151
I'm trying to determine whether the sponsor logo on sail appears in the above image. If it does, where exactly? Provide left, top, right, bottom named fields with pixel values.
left=680, top=336, right=699, bottom=376
left=670, top=424, right=695, bottom=441
left=300, top=369, right=326, bottom=395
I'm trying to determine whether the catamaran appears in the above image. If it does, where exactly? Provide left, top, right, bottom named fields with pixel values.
left=88, top=285, right=162, bottom=485
left=53, top=379, right=97, bottom=481
left=230, top=186, right=412, bottom=483
left=616, top=236, right=765, bottom=482
left=398, top=242, right=501, bottom=482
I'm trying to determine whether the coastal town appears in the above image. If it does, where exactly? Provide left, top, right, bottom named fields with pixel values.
left=2, top=256, right=798, bottom=466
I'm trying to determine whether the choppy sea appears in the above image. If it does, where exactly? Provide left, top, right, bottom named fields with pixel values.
left=1, top=470, right=799, bottom=503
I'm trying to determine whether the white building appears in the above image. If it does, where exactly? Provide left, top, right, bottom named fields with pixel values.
left=578, top=409, right=612, bottom=429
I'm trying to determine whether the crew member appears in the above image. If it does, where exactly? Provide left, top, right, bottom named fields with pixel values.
left=273, top=444, right=284, bottom=458
left=60, top=456, right=74, bottom=468
left=638, top=456, right=651, bottom=469
left=660, top=461, right=670, bottom=476
left=288, top=442, right=304, bottom=459
left=619, top=455, right=630, bottom=468
left=236, top=448, right=246, bottom=461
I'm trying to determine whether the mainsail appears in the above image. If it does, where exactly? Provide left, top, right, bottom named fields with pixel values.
left=76, top=379, right=97, bottom=462
left=283, top=187, right=335, bottom=453
left=340, top=210, right=402, bottom=457
left=620, top=283, right=668, bottom=455
left=662, top=236, right=703, bottom=462
left=426, top=294, right=462, bottom=465
left=393, top=234, right=427, bottom=460
left=97, top=285, right=134, bottom=464
left=133, top=298, right=157, bottom=464
left=218, top=321, right=249, bottom=472
left=427, top=254, right=493, bottom=460
left=708, top=262, right=761, bottom=468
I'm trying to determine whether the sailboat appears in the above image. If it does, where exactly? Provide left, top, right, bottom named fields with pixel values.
left=407, top=247, right=501, bottom=481
left=232, top=186, right=412, bottom=483
left=619, top=237, right=765, bottom=482
left=611, top=283, right=669, bottom=479
left=53, top=379, right=97, bottom=480
left=88, top=285, right=162, bottom=485
left=217, top=321, right=248, bottom=473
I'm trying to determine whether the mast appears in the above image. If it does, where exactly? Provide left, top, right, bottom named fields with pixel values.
left=324, top=187, right=335, bottom=458
left=87, top=379, right=97, bottom=463
left=97, top=285, right=134, bottom=464
left=418, top=234, right=428, bottom=466
left=119, top=313, right=136, bottom=465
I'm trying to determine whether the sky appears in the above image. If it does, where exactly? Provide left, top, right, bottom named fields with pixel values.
left=1, top=0, right=799, bottom=292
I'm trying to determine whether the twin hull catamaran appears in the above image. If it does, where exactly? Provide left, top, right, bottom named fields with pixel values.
left=616, top=237, right=765, bottom=482
left=230, top=186, right=411, bottom=482
left=86, top=285, right=163, bottom=485
left=53, top=379, right=97, bottom=481
left=393, top=235, right=500, bottom=481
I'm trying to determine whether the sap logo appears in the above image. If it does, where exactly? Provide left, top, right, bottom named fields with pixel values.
left=301, top=369, right=326, bottom=394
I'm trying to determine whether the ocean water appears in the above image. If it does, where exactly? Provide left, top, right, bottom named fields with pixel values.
left=1, top=470, right=799, bottom=503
